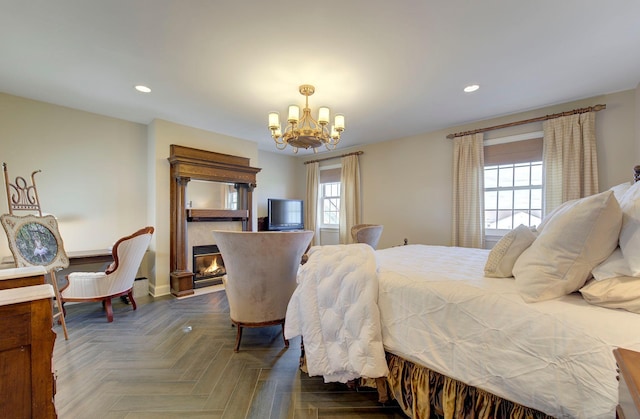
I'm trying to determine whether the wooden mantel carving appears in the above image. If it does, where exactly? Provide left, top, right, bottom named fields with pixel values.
left=168, top=145, right=261, bottom=297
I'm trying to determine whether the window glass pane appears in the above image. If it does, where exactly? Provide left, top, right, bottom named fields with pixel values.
left=531, top=210, right=542, bottom=225
left=484, top=167, right=498, bottom=188
left=485, top=191, right=497, bottom=210
left=514, top=165, right=530, bottom=187
left=485, top=210, right=497, bottom=228
left=498, top=166, right=513, bottom=187
left=496, top=210, right=514, bottom=229
left=497, top=190, right=513, bottom=209
left=513, top=189, right=530, bottom=209
left=531, top=163, right=542, bottom=185
left=530, top=188, right=542, bottom=209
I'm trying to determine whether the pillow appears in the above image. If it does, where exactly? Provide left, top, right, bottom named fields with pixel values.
left=536, top=197, right=577, bottom=234
left=484, top=224, right=537, bottom=278
left=618, top=181, right=640, bottom=275
left=580, top=276, right=640, bottom=313
left=610, top=181, right=632, bottom=202
left=513, top=190, right=622, bottom=302
left=592, top=247, right=633, bottom=281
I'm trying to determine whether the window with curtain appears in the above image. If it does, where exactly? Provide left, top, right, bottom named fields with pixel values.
left=484, top=137, right=543, bottom=236
left=320, top=166, right=341, bottom=228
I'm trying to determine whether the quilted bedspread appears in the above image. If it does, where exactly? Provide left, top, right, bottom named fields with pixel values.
left=376, top=244, right=640, bottom=419
left=284, top=243, right=389, bottom=383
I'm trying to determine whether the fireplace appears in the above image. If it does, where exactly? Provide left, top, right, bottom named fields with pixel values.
left=169, top=145, right=261, bottom=297
left=192, top=245, right=226, bottom=288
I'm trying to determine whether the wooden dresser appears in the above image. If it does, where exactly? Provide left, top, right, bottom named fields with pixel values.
left=614, top=347, right=640, bottom=419
left=0, top=266, right=57, bottom=418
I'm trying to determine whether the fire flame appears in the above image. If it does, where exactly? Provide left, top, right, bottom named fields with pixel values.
left=200, top=256, right=225, bottom=276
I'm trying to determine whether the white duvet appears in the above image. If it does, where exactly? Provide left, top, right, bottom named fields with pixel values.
left=376, top=245, right=640, bottom=419
left=284, top=244, right=389, bottom=383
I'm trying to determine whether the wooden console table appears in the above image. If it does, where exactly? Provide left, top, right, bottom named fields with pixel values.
left=0, top=266, right=57, bottom=418
left=2, top=248, right=113, bottom=268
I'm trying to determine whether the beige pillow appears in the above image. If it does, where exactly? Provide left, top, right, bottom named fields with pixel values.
left=513, top=190, right=622, bottom=302
left=580, top=276, right=640, bottom=313
left=484, top=224, right=537, bottom=278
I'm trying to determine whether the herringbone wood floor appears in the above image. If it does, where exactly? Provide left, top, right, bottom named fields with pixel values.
left=53, top=289, right=406, bottom=419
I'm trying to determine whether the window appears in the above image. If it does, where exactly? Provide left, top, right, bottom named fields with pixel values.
left=319, top=166, right=341, bottom=228
left=484, top=135, right=543, bottom=235
left=321, top=182, right=340, bottom=227
left=484, top=162, right=542, bottom=233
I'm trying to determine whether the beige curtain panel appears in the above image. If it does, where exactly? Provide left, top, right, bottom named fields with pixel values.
left=305, top=162, right=320, bottom=246
left=339, top=154, right=361, bottom=244
left=451, top=133, right=485, bottom=248
left=543, top=111, right=598, bottom=214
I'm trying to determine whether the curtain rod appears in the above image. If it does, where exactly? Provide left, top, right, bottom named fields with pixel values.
left=303, top=150, right=363, bottom=165
left=446, top=104, right=606, bottom=140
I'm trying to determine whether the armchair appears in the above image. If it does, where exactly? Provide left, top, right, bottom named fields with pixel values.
left=212, top=230, right=314, bottom=352
left=60, top=226, right=153, bottom=322
left=350, top=224, right=383, bottom=249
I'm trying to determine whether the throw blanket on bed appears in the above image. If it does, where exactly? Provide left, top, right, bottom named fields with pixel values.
left=284, top=244, right=389, bottom=383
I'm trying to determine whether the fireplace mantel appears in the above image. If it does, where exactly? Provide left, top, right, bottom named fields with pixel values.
left=169, top=145, right=261, bottom=297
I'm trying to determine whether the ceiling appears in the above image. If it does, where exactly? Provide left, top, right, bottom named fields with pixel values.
left=1, top=1, right=639, bottom=155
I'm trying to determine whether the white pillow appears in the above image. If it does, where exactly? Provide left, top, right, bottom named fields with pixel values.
left=618, top=181, right=640, bottom=275
left=610, top=181, right=632, bottom=202
left=580, top=276, right=640, bottom=313
left=592, top=247, right=633, bottom=281
left=513, top=190, right=622, bottom=302
left=484, top=224, right=537, bottom=278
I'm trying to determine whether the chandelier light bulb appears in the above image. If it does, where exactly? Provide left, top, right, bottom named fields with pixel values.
left=288, top=105, right=300, bottom=123
left=268, top=112, right=280, bottom=129
left=334, top=114, right=345, bottom=130
left=318, top=107, right=330, bottom=125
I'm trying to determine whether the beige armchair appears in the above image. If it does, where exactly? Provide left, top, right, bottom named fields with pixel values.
left=212, top=230, right=314, bottom=352
left=351, top=224, right=383, bottom=249
left=60, top=227, right=153, bottom=322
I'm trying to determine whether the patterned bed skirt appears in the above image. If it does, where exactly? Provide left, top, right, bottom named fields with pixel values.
left=385, top=353, right=555, bottom=419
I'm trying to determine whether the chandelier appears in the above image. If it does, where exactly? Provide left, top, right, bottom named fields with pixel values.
left=268, top=84, right=345, bottom=153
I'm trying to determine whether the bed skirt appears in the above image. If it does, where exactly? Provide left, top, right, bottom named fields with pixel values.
left=385, top=353, right=554, bottom=419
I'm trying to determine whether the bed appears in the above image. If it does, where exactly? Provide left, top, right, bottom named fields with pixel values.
left=285, top=167, right=640, bottom=419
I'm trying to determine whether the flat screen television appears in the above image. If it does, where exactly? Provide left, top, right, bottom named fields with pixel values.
left=267, top=198, right=304, bottom=231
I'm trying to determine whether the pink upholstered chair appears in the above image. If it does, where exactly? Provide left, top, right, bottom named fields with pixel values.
left=351, top=224, right=383, bottom=249
left=60, top=226, right=153, bottom=322
left=212, top=230, right=314, bottom=352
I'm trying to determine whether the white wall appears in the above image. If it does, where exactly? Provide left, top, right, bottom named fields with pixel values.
left=255, top=150, right=305, bottom=218
left=0, top=93, right=148, bottom=257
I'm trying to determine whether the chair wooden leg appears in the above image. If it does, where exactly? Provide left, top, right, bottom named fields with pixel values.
left=128, top=290, right=137, bottom=311
left=49, top=271, right=68, bottom=340
left=234, top=324, right=243, bottom=352
left=104, top=298, right=114, bottom=322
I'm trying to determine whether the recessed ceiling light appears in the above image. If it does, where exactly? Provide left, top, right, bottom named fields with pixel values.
left=135, top=85, right=151, bottom=93
left=464, top=84, right=480, bottom=93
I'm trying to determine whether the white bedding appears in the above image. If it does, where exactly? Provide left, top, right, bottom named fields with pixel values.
left=285, top=244, right=389, bottom=383
left=376, top=245, right=640, bottom=419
